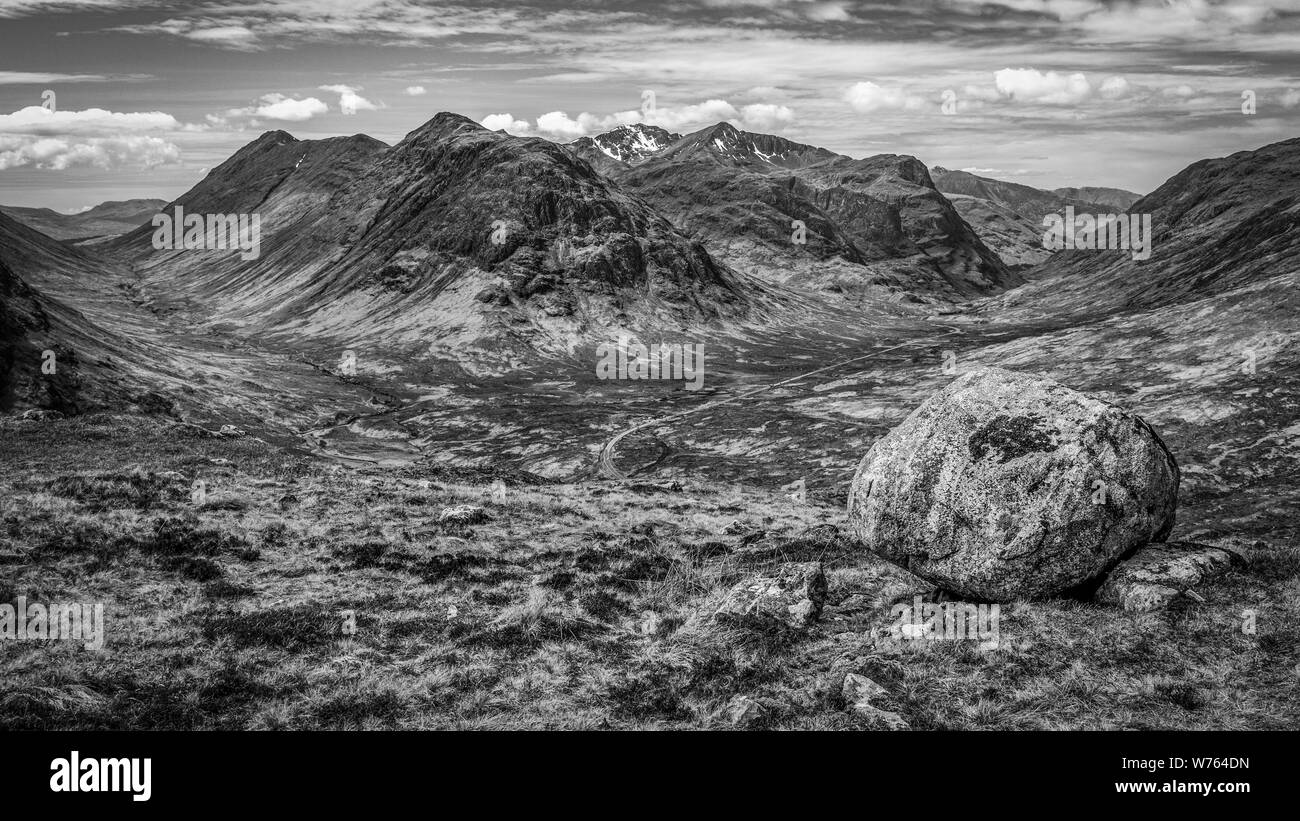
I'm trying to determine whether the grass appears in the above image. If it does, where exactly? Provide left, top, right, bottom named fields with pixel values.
left=0, top=413, right=1297, bottom=730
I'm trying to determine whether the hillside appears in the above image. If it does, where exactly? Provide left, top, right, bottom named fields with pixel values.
left=594, top=123, right=1015, bottom=303
left=0, top=198, right=166, bottom=242
left=111, top=115, right=768, bottom=368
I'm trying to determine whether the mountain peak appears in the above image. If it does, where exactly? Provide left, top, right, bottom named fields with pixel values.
left=400, top=111, right=488, bottom=146
left=253, top=130, right=297, bottom=146
left=571, top=123, right=682, bottom=165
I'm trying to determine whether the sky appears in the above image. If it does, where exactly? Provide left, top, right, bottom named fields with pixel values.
left=0, top=0, right=1297, bottom=210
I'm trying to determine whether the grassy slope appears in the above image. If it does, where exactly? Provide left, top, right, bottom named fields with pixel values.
left=2, top=414, right=1298, bottom=730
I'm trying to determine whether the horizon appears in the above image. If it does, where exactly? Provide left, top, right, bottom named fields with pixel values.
left=2, top=0, right=1299, bottom=210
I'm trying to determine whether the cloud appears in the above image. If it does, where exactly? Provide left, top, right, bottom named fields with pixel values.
left=0, top=134, right=180, bottom=170
left=319, top=84, right=380, bottom=115
left=737, top=102, right=795, bottom=130
left=993, top=68, right=1093, bottom=104
left=219, top=93, right=329, bottom=124
left=990, top=68, right=1130, bottom=104
left=0, top=105, right=181, bottom=135
left=0, top=102, right=185, bottom=170
left=404, top=85, right=427, bottom=96
left=482, top=98, right=796, bottom=140
left=481, top=113, right=531, bottom=133
left=844, top=81, right=926, bottom=113
left=0, top=71, right=117, bottom=84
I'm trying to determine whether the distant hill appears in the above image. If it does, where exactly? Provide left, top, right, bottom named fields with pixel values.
left=929, top=168, right=1137, bottom=269
left=983, top=136, right=1300, bottom=319
left=0, top=198, right=166, bottom=242
left=1051, top=186, right=1142, bottom=211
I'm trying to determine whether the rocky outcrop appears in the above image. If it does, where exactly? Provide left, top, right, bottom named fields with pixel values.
left=714, top=561, right=827, bottom=629
left=1097, top=541, right=1246, bottom=611
left=847, top=367, right=1180, bottom=600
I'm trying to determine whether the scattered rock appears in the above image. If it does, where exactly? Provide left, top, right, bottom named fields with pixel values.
left=841, top=672, right=887, bottom=705
left=157, top=471, right=187, bottom=482
left=20, top=409, right=64, bottom=421
left=1097, top=541, right=1245, bottom=611
left=438, top=504, right=488, bottom=526
left=627, top=480, right=683, bottom=493
left=854, top=704, right=910, bottom=730
left=722, top=520, right=766, bottom=546
left=725, top=695, right=770, bottom=728
left=218, top=425, right=247, bottom=438
left=714, top=561, right=826, bottom=629
left=847, top=367, right=1179, bottom=600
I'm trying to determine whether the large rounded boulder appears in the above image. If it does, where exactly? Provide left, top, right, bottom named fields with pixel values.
left=847, top=367, right=1179, bottom=600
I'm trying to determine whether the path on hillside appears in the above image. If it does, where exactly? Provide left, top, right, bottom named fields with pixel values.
left=597, top=325, right=964, bottom=480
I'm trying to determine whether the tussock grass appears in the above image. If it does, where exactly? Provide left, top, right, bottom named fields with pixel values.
left=0, top=414, right=1295, bottom=729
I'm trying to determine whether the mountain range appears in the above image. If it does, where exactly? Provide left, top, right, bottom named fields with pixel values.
left=0, top=199, right=166, bottom=243
left=0, top=113, right=1296, bottom=424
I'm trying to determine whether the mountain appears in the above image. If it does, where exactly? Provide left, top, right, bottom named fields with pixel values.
left=589, top=122, right=1014, bottom=302
left=984, top=136, right=1300, bottom=319
left=940, top=193, right=1053, bottom=269
left=929, top=167, right=1135, bottom=270
left=0, top=210, right=152, bottom=413
left=110, top=114, right=767, bottom=365
left=0, top=198, right=166, bottom=242
left=1052, top=186, right=1141, bottom=211
left=570, top=124, right=681, bottom=173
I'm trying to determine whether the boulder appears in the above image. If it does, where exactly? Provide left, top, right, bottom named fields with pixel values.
left=1097, top=541, right=1245, bottom=611
left=714, top=561, right=826, bottom=629
left=847, top=368, right=1179, bottom=600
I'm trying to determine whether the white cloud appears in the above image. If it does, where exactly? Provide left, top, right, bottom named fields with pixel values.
left=0, top=71, right=115, bottom=84
left=319, top=84, right=380, bottom=115
left=0, top=105, right=180, bottom=136
left=221, top=93, right=328, bottom=123
left=482, top=98, right=796, bottom=140
left=1281, top=88, right=1300, bottom=109
left=1097, top=76, right=1130, bottom=99
left=994, top=68, right=1094, bottom=104
left=844, top=82, right=926, bottom=113
left=404, top=85, right=427, bottom=96
left=0, top=134, right=180, bottom=170
left=986, top=68, right=1132, bottom=105
left=738, top=103, right=795, bottom=130
left=481, top=113, right=531, bottom=133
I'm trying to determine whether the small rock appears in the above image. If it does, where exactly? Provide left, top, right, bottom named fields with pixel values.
left=20, top=409, right=64, bottom=421
left=726, top=695, right=768, bottom=728
left=438, top=504, right=488, bottom=526
left=207, top=457, right=233, bottom=467
left=1097, top=541, right=1244, bottom=612
left=715, top=561, right=826, bottom=629
left=841, top=672, right=888, bottom=706
left=218, top=425, right=246, bottom=438
left=854, top=704, right=909, bottom=730
left=157, top=471, right=187, bottom=482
